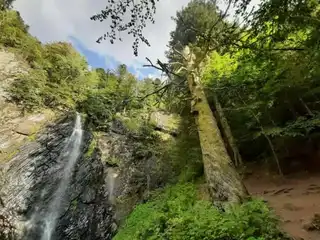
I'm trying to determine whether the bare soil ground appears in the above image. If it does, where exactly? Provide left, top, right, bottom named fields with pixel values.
left=244, top=171, right=320, bottom=240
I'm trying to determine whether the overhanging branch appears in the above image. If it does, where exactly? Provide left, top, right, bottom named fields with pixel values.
left=141, top=57, right=187, bottom=101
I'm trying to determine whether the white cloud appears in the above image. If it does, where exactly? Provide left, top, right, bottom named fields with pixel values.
left=13, top=0, right=189, bottom=72
left=13, top=0, right=260, bottom=76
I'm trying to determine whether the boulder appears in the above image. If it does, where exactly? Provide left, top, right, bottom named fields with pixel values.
left=15, top=120, right=38, bottom=136
left=150, top=111, right=180, bottom=136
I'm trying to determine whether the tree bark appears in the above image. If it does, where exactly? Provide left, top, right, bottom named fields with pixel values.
left=213, top=94, right=243, bottom=167
left=182, top=46, right=248, bottom=208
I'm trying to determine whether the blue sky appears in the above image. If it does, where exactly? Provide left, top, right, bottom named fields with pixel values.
left=13, top=0, right=259, bottom=79
left=13, top=0, right=192, bottom=80
left=70, top=36, right=120, bottom=70
left=70, top=36, right=161, bottom=79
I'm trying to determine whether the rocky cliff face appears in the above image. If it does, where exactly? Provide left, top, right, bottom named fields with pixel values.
left=0, top=115, right=115, bottom=240
left=97, top=117, right=178, bottom=224
left=0, top=49, right=33, bottom=163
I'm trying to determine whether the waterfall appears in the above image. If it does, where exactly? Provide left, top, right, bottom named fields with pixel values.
left=41, top=113, right=83, bottom=240
left=106, top=168, right=118, bottom=204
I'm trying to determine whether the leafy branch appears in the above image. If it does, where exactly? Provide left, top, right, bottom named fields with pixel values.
left=90, top=0, right=159, bottom=56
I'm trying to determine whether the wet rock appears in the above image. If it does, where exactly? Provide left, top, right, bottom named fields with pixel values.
left=0, top=108, right=178, bottom=239
left=0, top=115, right=115, bottom=240
left=96, top=117, right=177, bottom=224
left=0, top=110, right=55, bottom=162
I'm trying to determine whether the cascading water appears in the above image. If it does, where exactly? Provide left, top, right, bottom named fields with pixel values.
left=106, top=168, right=119, bottom=204
left=41, top=113, right=83, bottom=240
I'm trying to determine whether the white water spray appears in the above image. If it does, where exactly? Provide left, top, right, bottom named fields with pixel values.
left=41, top=113, right=83, bottom=240
left=106, top=168, right=118, bottom=204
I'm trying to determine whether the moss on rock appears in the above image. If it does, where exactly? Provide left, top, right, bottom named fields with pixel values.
left=85, top=138, right=97, bottom=158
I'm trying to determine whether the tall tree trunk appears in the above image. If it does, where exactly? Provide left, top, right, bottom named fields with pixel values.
left=213, top=94, right=243, bottom=167
left=182, top=47, right=248, bottom=208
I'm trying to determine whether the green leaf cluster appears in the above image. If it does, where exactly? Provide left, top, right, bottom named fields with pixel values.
left=201, top=0, right=320, bottom=164
left=114, top=183, right=288, bottom=240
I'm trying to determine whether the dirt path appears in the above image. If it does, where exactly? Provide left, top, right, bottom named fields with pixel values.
left=244, top=173, right=320, bottom=240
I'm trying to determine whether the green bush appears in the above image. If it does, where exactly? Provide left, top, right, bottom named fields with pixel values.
left=19, top=36, right=44, bottom=66
left=0, top=10, right=45, bottom=66
left=114, top=183, right=289, bottom=240
left=0, top=11, right=28, bottom=47
left=9, top=69, right=47, bottom=110
left=79, top=89, right=116, bottom=129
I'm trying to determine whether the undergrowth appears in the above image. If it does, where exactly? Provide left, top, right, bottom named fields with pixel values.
left=114, top=183, right=289, bottom=240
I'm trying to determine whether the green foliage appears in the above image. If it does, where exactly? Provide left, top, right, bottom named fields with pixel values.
left=71, top=199, right=78, bottom=211
left=161, top=0, right=320, bottom=172
left=0, top=11, right=28, bottom=46
left=85, top=137, right=97, bottom=158
left=43, top=42, right=88, bottom=83
left=27, top=133, right=37, bottom=142
left=80, top=67, right=155, bottom=130
left=169, top=114, right=203, bottom=182
left=1, top=9, right=160, bottom=127
left=0, top=10, right=44, bottom=67
left=121, top=116, right=142, bottom=133
left=1, top=10, right=99, bottom=111
left=0, top=0, right=14, bottom=10
left=241, top=0, right=320, bottom=52
left=80, top=89, right=116, bottom=130
left=168, top=0, right=221, bottom=52
left=114, top=183, right=287, bottom=240
left=9, top=69, right=47, bottom=110
left=201, top=0, right=320, bottom=166
left=104, top=156, right=120, bottom=166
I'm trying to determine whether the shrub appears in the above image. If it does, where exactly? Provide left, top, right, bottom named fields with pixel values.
left=0, top=10, right=44, bottom=66
left=8, top=69, right=47, bottom=110
left=79, top=89, right=116, bottom=129
left=114, top=183, right=289, bottom=240
left=0, top=11, right=28, bottom=48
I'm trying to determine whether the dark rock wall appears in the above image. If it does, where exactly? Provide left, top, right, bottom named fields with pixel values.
left=99, top=120, right=175, bottom=224
left=0, top=115, right=115, bottom=240
left=0, top=112, right=179, bottom=240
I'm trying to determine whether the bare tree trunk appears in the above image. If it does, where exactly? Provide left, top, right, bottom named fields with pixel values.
left=213, top=94, right=243, bottom=167
left=264, top=132, right=283, bottom=175
left=299, top=97, right=313, bottom=115
left=182, top=47, right=248, bottom=208
left=236, top=92, right=283, bottom=176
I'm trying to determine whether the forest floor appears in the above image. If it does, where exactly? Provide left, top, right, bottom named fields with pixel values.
left=244, top=169, right=320, bottom=240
